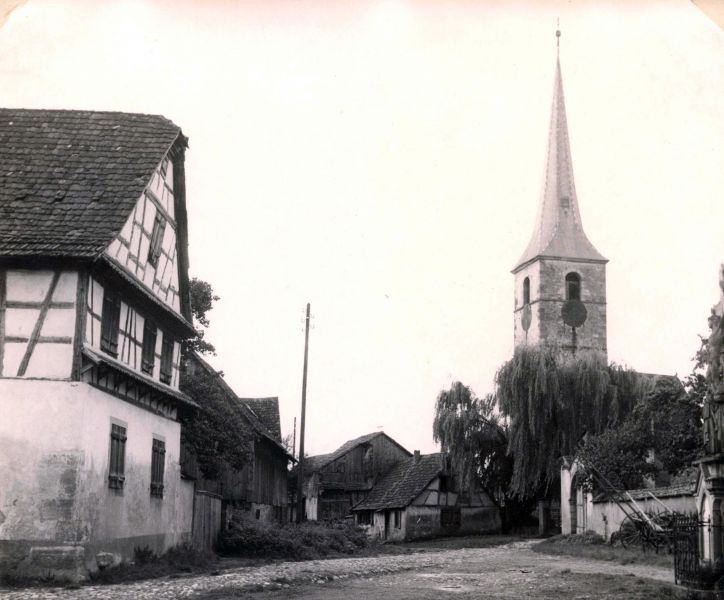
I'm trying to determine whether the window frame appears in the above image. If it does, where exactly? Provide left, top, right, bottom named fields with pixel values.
left=565, top=272, right=581, bottom=301
left=393, top=509, right=401, bottom=529
left=523, top=277, right=530, bottom=305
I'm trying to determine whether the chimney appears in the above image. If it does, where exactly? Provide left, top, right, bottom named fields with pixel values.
left=413, top=450, right=420, bottom=463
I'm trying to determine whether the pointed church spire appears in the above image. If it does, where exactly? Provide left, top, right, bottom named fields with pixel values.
left=513, top=30, right=606, bottom=273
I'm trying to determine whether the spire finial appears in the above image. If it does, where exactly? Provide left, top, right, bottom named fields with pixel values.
left=556, top=20, right=561, bottom=54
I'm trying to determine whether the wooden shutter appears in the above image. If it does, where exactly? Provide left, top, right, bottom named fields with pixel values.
left=100, top=293, right=121, bottom=357
left=159, top=335, right=174, bottom=384
left=141, top=319, right=157, bottom=375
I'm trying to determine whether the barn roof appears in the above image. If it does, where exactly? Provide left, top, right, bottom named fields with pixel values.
left=300, top=432, right=411, bottom=475
left=0, top=108, right=185, bottom=258
left=241, top=398, right=282, bottom=442
left=353, top=453, right=444, bottom=511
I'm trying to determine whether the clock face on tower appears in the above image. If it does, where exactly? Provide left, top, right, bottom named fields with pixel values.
left=521, top=304, right=532, bottom=332
left=561, top=299, right=587, bottom=328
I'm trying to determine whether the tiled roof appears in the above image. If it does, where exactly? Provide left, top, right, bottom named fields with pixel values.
left=0, top=108, right=184, bottom=258
left=242, top=398, right=282, bottom=442
left=593, top=470, right=699, bottom=503
left=353, top=453, right=443, bottom=511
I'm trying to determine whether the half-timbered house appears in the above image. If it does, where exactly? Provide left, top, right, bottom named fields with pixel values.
left=293, top=432, right=411, bottom=521
left=352, top=452, right=501, bottom=541
left=0, top=109, right=197, bottom=579
left=182, top=353, right=293, bottom=524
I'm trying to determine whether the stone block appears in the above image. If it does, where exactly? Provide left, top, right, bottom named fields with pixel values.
left=24, top=545, right=86, bottom=582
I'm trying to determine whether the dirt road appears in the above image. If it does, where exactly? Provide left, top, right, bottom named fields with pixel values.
left=1, top=540, right=678, bottom=600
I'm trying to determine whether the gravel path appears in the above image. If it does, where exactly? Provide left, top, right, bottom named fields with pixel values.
left=0, top=540, right=674, bottom=600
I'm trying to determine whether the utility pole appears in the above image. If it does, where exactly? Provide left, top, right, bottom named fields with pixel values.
left=295, top=303, right=310, bottom=523
left=292, top=417, right=297, bottom=460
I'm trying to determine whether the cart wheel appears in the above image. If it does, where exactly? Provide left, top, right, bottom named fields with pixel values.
left=618, top=516, right=642, bottom=549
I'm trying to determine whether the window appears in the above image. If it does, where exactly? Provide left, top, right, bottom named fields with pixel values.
left=150, top=438, right=165, bottom=498
left=141, top=319, right=157, bottom=375
left=523, top=277, right=530, bottom=305
left=565, top=272, right=581, bottom=301
left=394, top=509, right=401, bottom=529
left=160, top=334, right=174, bottom=385
left=358, top=511, right=373, bottom=525
left=100, top=292, right=121, bottom=357
left=148, top=213, right=166, bottom=268
left=109, top=423, right=127, bottom=489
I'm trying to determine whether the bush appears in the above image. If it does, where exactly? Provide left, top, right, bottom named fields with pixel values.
left=218, top=517, right=368, bottom=560
left=541, top=531, right=606, bottom=546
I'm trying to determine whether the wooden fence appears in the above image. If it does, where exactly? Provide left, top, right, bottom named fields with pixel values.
left=192, top=490, right=222, bottom=552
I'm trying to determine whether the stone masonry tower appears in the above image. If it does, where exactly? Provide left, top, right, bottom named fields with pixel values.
left=512, top=32, right=608, bottom=360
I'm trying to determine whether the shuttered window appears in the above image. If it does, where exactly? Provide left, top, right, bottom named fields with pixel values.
left=148, top=213, right=166, bottom=268
left=150, top=438, right=165, bottom=498
left=109, top=423, right=127, bottom=489
left=100, top=292, right=121, bottom=357
left=141, top=319, right=157, bottom=375
left=159, top=335, right=174, bottom=385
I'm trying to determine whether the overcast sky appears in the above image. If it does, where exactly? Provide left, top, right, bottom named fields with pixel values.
left=1, top=0, right=722, bottom=456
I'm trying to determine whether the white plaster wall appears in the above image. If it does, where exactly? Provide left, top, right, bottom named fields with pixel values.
left=587, top=495, right=696, bottom=541
left=0, top=379, right=192, bottom=564
left=1, top=269, right=77, bottom=379
left=104, top=158, right=181, bottom=315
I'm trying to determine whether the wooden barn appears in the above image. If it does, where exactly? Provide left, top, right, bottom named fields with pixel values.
left=293, top=432, right=411, bottom=521
left=352, top=452, right=501, bottom=541
left=182, top=352, right=293, bottom=524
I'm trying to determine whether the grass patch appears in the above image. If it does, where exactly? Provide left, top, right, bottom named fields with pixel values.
left=533, top=531, right=673, bottom=568
left=218, top=517, right=369, bottom=560
left=88, top=544, right=218, bottom=585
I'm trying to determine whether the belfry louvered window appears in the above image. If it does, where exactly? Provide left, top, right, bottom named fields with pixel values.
left=148, top=213, right=166, bottom=268
left=100, top=292, right=121, bottom=357
left=160, top=335, right=174, bottom=385
left=109, top=423, right=127, bottom=489
left=565, top=272, right=581, bottom=301
left=150, top=438, right=165, bottom=498
left=141, top=319, right=157, bottom=376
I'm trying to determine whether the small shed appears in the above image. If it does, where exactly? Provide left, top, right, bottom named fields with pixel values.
left=352, top=452, right=501, bottom=541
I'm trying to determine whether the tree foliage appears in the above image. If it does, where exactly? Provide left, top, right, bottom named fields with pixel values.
left=180, top=277, right=253, bottom=479
left=179, top=363, right=254, bottom=479
left=579, top=375, right=703, bottom=490
left=495, top=346, right=646, bottom=499
left=432, top=383, right=509, bottom=496
left=186, top=277, right=220, bottom=355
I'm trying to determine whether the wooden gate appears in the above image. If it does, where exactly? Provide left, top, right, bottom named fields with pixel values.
left=192, top=491, right=222, bottom=552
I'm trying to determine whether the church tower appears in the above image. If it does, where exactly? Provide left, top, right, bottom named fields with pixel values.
left=512, top=32, right=608, bottom=359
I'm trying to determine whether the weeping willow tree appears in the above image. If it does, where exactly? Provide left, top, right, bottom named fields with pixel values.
left=495, top=345, right=647, bottom=499
left=432, top=383, right=508, bottom=498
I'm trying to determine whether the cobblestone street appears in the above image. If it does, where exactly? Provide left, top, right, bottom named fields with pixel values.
left=0, top=541, right=675, bottom=600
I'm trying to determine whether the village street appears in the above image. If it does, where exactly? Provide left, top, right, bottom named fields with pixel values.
left=1, top=540, right=677, bottom=600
